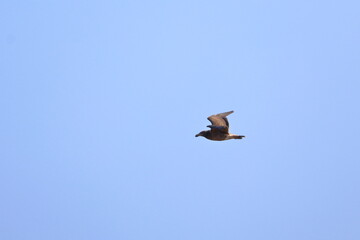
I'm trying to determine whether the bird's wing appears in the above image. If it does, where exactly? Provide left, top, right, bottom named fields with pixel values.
left=207, top=111, right=234, bottom=133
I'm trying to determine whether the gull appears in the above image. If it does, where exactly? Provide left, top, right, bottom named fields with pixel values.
left=195, top=111, right=245, bottom=141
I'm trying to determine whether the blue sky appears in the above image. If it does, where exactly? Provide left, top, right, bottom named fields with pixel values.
left=1, top=0, right=360, bottom=239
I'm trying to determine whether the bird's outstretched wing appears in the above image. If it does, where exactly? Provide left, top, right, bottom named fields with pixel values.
left=207, top=111, right=234, bottom=133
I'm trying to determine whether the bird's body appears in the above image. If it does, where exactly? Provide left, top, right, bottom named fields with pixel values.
left=195, top=111, right=245, bottom=141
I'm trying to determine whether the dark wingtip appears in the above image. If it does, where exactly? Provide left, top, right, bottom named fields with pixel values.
left=223, top=110, right=234, bottom=116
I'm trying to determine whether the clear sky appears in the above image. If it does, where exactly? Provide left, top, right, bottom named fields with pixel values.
left=1, top=0, right=360, bottom=239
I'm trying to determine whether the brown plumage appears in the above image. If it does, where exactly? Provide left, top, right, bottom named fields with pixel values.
left=195, top=111, right=245, bottom=141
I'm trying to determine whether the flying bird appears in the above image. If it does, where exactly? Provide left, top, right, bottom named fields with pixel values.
left=195, top=111, right=245, bottom=141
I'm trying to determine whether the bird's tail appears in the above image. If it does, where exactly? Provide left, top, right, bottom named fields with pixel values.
left=230, top=134, right=245, bottom=139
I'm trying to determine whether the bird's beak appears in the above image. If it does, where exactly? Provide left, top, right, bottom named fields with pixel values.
left=195, top=134, right=200, bottom=137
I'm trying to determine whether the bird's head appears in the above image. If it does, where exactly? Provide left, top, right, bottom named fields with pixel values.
left=195, top=131, right=208, bottom=138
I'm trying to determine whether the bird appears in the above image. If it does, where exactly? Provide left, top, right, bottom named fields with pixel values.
left=195, top=111, right=245, bottom=141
